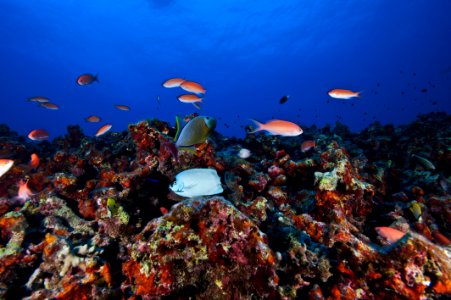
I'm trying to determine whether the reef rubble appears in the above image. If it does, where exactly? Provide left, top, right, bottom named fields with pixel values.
left=0, top=112, right=450, bottom=299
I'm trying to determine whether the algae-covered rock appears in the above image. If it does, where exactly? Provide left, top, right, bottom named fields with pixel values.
left=123, top=196, right=278, bottom=299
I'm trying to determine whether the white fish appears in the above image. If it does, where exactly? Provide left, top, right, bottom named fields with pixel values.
left=238, top=148, right=251, bottom=159
left=0, top=159, right=14, bottom=178
left=170, top=168, right=223, bottom=198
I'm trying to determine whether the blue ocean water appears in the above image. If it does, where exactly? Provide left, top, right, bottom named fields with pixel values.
left=1, top=0, right=450, bottom=139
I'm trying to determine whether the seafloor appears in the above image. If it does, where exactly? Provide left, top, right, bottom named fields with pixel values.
left=0, top=112, right=450, bottom=299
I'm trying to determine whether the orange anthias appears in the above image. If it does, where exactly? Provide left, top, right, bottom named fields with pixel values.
left=178, top=94, right=203, bottom=103
left=76, top=73, right=98, bottom=86
left=95, top=124, right=112, bottom=137
left=85, top=115, right=101, bottom=122
left=29, top=153, right=40, bottom=169
left=328, top=88, right=361, bottom=99
left=28, top=129, right=49, bottom=141
left=27, top=96, right=50, bottom=103
left=17, top=179, right=33, bottom=202
left=376, top=226, right=406, bottom=243
left=114, top=104, right=130, bottom=111
left=39, top=102, right=59, bottom=110
left=180, top=80, right=206, bottom=94
left=301, top=140, right=316, bottom=152
left=162, top=77, right=186, bottom=88
left=250, top=119, right=303, bottom=137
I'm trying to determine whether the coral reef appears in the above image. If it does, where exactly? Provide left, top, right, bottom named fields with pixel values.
left=123, top=197, right=278, bottom=298
left=0, top=112, right=450, bottom=299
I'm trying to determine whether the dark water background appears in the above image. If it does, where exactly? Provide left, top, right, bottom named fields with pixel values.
left=1, top=0, right=450, bottom=138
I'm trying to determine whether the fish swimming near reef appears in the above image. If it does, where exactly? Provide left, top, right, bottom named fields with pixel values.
left=175, top=116, right=216, bottom=148
left=432, top=230, right=451, bottom=246
left=95, top=124, right=112, bottom=137
left=27, top=96, right=50, bottom=103
left=238, top=148, right=251, bottom=159
left=301, top=140, right=316, bottom=152
left=0, top=159, right=14, bottom=178
left=279, top=95, right=289, bottom=104
left=375, top=226, right=406, bottom=244
left=28, top=129, right=49, bottom=141
left=29, top=153, right=40, bottom=169
left=408, top=201, right=422, bottom=221
left=76, top=73, right=98, bottom=86
left=178, top=94, right=203, bottom=104
left=16, top=179, right=34, bottom=203
left=328, top=89, right=361, bottom=99
left=162, top=78, right=186, bottom=88
left=180, top=81, right=206, bottom=95
left=411, top=154, right=435, bottom=171
left=85, top=115, right=101, bottom=122
left=114, top=104, right=130, bottom=111
left=39, top=102, right=59, bottom=110
left=170, top=168, right=223, bottom=198
left=160, top=207, right=169, bottom=215
left=249, top=119, right=303, bottom=136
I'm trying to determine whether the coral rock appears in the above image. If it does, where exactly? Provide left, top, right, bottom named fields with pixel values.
left=123, top=197, right=278, bottom=298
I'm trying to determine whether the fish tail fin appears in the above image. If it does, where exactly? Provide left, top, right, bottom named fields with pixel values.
left=248, top=119, right=263, bottom=134
left=357, top=90, right=364, bottom=97
left=94, top=73, right=100, bottom=83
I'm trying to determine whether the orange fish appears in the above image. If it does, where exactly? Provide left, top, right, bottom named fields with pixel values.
left=375, top=226, right=406, bottom=244
left=85, top=115, right=101, bottom=122
left=114, top=105, right=130, bottom=111
left=328, top=89, right=361, bottom=99
left=180, top=81, right=206, bottom=94
left=160, top=207, right=169, bottom=215
left=17, top=179, right=33, bottom=202
left=249, top=119, right=303, bottom=136
left=39, top=102, right=59, bottom=110
left=95, top=124, right=112, bottom=137
left=0, top=159, right=14, bottom=178
left=76, top=73, right=98, bottom=86
left=178, top=94, right=203, bottom=103
left=27, top=96, right=50, bottom=103
left=29, top=153, right=40, bottom=169
left=301, top=140, right=316, bottom=152
left=162, top=78, right=186, bottom=88
left=432, top=230, right=451, bottom=246
left=28, top=129, right=49, bottom=141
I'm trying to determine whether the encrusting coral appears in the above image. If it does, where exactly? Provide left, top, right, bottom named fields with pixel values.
left=0, top=113, right=450, bottom=299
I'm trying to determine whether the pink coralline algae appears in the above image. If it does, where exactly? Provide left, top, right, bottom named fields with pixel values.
left=122, top=197, right=278, bottom=298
